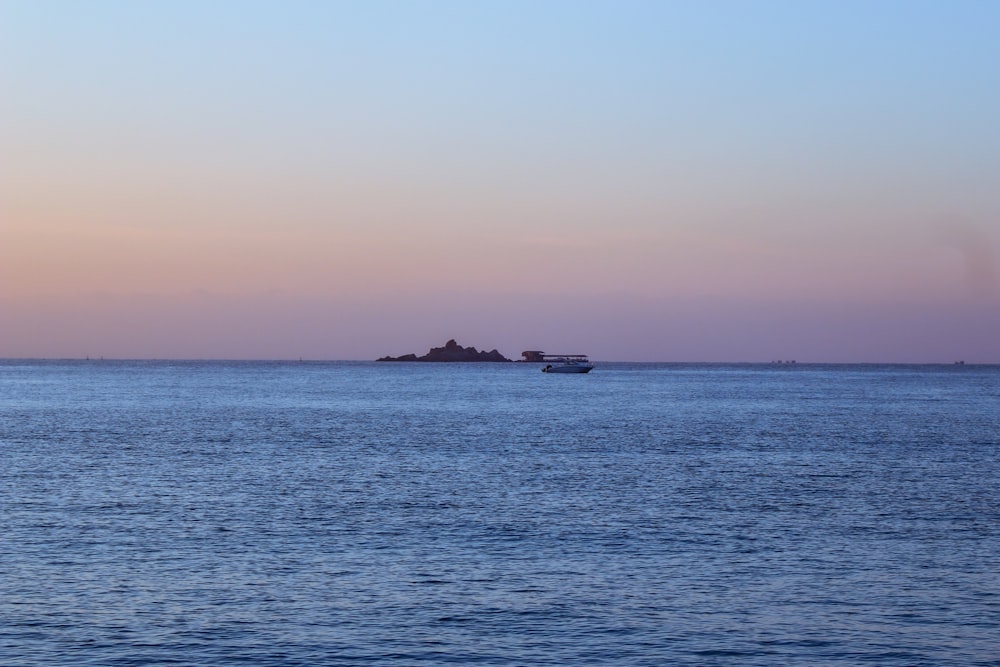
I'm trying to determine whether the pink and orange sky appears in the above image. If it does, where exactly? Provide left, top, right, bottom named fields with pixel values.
left=2, top=1, right=998, bottom=361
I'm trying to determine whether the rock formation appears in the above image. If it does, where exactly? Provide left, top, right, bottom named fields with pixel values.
left=377, top=339, right=511, bottom=362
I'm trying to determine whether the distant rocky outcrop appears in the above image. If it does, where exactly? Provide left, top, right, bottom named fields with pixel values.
left=377, top=339, right=511, bottom=362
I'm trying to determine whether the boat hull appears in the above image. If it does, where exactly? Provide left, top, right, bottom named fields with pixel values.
left=542, top=364, right=593, bottom=373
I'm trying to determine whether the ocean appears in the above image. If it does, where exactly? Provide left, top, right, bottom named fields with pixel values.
left=2, top=360, right=998, bottom=665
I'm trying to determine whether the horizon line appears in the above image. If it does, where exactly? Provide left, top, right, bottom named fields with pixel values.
left=1, top=357, right=995, bottom=366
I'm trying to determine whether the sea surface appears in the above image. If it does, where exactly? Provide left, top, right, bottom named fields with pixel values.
left=2, top=360, right=998, bottom=666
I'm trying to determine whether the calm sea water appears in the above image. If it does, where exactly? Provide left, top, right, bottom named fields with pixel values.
left=2, top=360, right=998, bottom=666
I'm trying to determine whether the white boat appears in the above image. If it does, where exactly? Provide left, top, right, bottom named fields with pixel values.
left=541, top=355, right=594, bottom=374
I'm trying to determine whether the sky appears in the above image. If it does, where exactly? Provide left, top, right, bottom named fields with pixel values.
left=2, top=0, right=998, bottom=362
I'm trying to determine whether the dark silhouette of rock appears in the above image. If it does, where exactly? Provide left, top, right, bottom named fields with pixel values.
left=377, top=339, right=511, bottom=362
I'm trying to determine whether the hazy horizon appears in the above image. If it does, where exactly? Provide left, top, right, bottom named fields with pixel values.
left=3, top=1, right=999, bottom=363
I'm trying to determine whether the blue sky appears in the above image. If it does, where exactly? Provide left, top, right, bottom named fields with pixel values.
left=2, top=1, right=998, bottom=360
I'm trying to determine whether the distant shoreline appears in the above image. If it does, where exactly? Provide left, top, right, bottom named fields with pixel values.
left=377, top=339, right=511, bottom=362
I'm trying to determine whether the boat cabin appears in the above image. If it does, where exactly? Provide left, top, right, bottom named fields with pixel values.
left=521, top=351, right=590, bottom=363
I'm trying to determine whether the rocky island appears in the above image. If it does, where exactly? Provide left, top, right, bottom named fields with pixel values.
left=377, top=339, right=511, bottom=362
